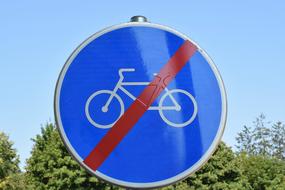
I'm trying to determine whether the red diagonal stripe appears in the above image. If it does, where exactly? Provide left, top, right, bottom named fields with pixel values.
left=83, top=40, right=197, bottom=171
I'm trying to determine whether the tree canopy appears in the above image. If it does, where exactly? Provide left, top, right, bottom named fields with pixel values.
left=236, top=114, right=285, bottom=159
left=0, top=114, right=284, bottom=189
left=0, top=132, right=26, bottom=190
left=25, top=123, right=120, bottom=190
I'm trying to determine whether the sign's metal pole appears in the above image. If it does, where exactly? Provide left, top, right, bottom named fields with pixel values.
left=130, top=15, right=148, bottom=22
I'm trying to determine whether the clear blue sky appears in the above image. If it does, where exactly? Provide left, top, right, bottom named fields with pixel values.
left=0, top=1, right=284, bottom=168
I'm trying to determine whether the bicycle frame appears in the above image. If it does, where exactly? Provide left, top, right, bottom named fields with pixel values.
left=103, top=69, right=180, bottom=111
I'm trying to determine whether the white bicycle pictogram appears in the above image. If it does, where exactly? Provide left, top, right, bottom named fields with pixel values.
left=85, top=68, right=198, bottom=129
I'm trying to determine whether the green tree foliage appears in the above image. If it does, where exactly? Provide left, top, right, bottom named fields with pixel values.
left=0, top=173, right=27, bottom=190
left=0, top=132, right=19, bottom=179
left=25, top=123, right=122, bottom=190
left=20, top=116, right=285, bottom=189
left=161, top=143, right=251, bottom=190
left=235, top=125, right=256, bottom=155
left=236, top=114, right=285, bottom=159
left=235, top=114, right=285, bottom=189
left=238, top=153, right=285, bottom=190
left=271, top=122, right=285, bottom=159
left=253, top=114, right=271, bottom=156
left=184, top=142, right=251, bottom=190
left=0, top=131, right=26, bottom=190
left=26, top=123, right=252, bottom=190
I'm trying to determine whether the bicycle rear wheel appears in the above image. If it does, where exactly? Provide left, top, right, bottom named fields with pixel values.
left=158, top=89, right=198, bottom=127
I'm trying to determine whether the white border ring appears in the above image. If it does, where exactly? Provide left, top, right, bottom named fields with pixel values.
left=54, top=21, right=227, bottom=189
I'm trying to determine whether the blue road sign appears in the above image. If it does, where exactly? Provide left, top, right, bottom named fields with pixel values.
left=55, top=19, right=227, bottom=189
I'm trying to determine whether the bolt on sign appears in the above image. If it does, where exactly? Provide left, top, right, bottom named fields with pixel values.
left=54, top=16, right=227, bottom=189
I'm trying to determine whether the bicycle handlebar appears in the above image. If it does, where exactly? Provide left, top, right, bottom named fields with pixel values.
left=119, top=68, right=135, bottom=78
left=119, top=68, right=135, bottom=73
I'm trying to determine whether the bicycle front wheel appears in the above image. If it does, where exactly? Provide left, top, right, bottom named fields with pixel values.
left=85, top=90, right=124, bottom=129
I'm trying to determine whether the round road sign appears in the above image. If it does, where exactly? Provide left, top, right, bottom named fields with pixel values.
left=54, top=17, right=227, bottom=189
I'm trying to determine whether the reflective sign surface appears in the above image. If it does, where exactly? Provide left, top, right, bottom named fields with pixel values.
left=55, top=22, right=227, bottom=189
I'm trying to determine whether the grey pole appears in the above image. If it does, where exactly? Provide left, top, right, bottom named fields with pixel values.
left=130, top=15, right=148, bottom=22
